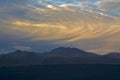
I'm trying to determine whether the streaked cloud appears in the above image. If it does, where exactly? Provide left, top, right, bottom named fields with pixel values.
left=0, top=0, right=120, bottom=54
left=96, top=0, right=120, bottom=17
left=14, top=46, right=31, bottom=51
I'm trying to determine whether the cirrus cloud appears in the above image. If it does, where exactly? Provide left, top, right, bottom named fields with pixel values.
left=0, top=0, right=120, bottom=54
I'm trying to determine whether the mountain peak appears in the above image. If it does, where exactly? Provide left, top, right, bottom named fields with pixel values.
left=8, top=50, right=36, bottom=56
left=50, top=47, right=85, bottom=52
left=48, top=47, right=96, bottom=57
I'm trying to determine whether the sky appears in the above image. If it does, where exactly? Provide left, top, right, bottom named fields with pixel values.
left=0, top=0, right=120, bottom=54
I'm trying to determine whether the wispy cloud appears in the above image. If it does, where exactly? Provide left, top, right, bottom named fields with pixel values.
left=14, top=46, right=31, bottom=51
left=0, top=0, right=120, bottom=54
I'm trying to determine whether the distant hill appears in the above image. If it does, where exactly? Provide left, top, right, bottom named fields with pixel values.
left=0, top=47, right=120, bottom=66
left=104, top=52, right=120, bottom=59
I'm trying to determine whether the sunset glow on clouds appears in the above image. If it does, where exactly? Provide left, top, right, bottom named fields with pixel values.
left=0, top=0, right=120, bottom=54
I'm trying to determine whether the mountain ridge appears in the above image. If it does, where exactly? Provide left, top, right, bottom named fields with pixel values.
left=0, top=47, right=120, bottom=66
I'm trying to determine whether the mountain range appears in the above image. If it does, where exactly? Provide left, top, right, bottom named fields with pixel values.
left=0, top=47, right=120, bottom=66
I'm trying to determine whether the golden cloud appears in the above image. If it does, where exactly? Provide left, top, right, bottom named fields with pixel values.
left=12, top=20, right=120, bottom=43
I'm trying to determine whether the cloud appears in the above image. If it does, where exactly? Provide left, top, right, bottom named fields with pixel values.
left=88, top=38, right=120, bottom=54
left=11, top=18, right=120, bottom=42
left=0, top=0, right=120, bottom=54
left=14, top=46, right=31, bottom=51
left=96, top=0, right=120, bottom=17
left=46, top=5, right=61, bottom=10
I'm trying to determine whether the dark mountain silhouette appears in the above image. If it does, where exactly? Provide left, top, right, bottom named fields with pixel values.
left=0, top=50, right=44, bottom=66
left=0, top=47, right=120, bottom=66
left=46, top=47, right=99, bottom=57
left=7, top=50, right=37, bottom=56
left=104, top=52, right=120, bottom=59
